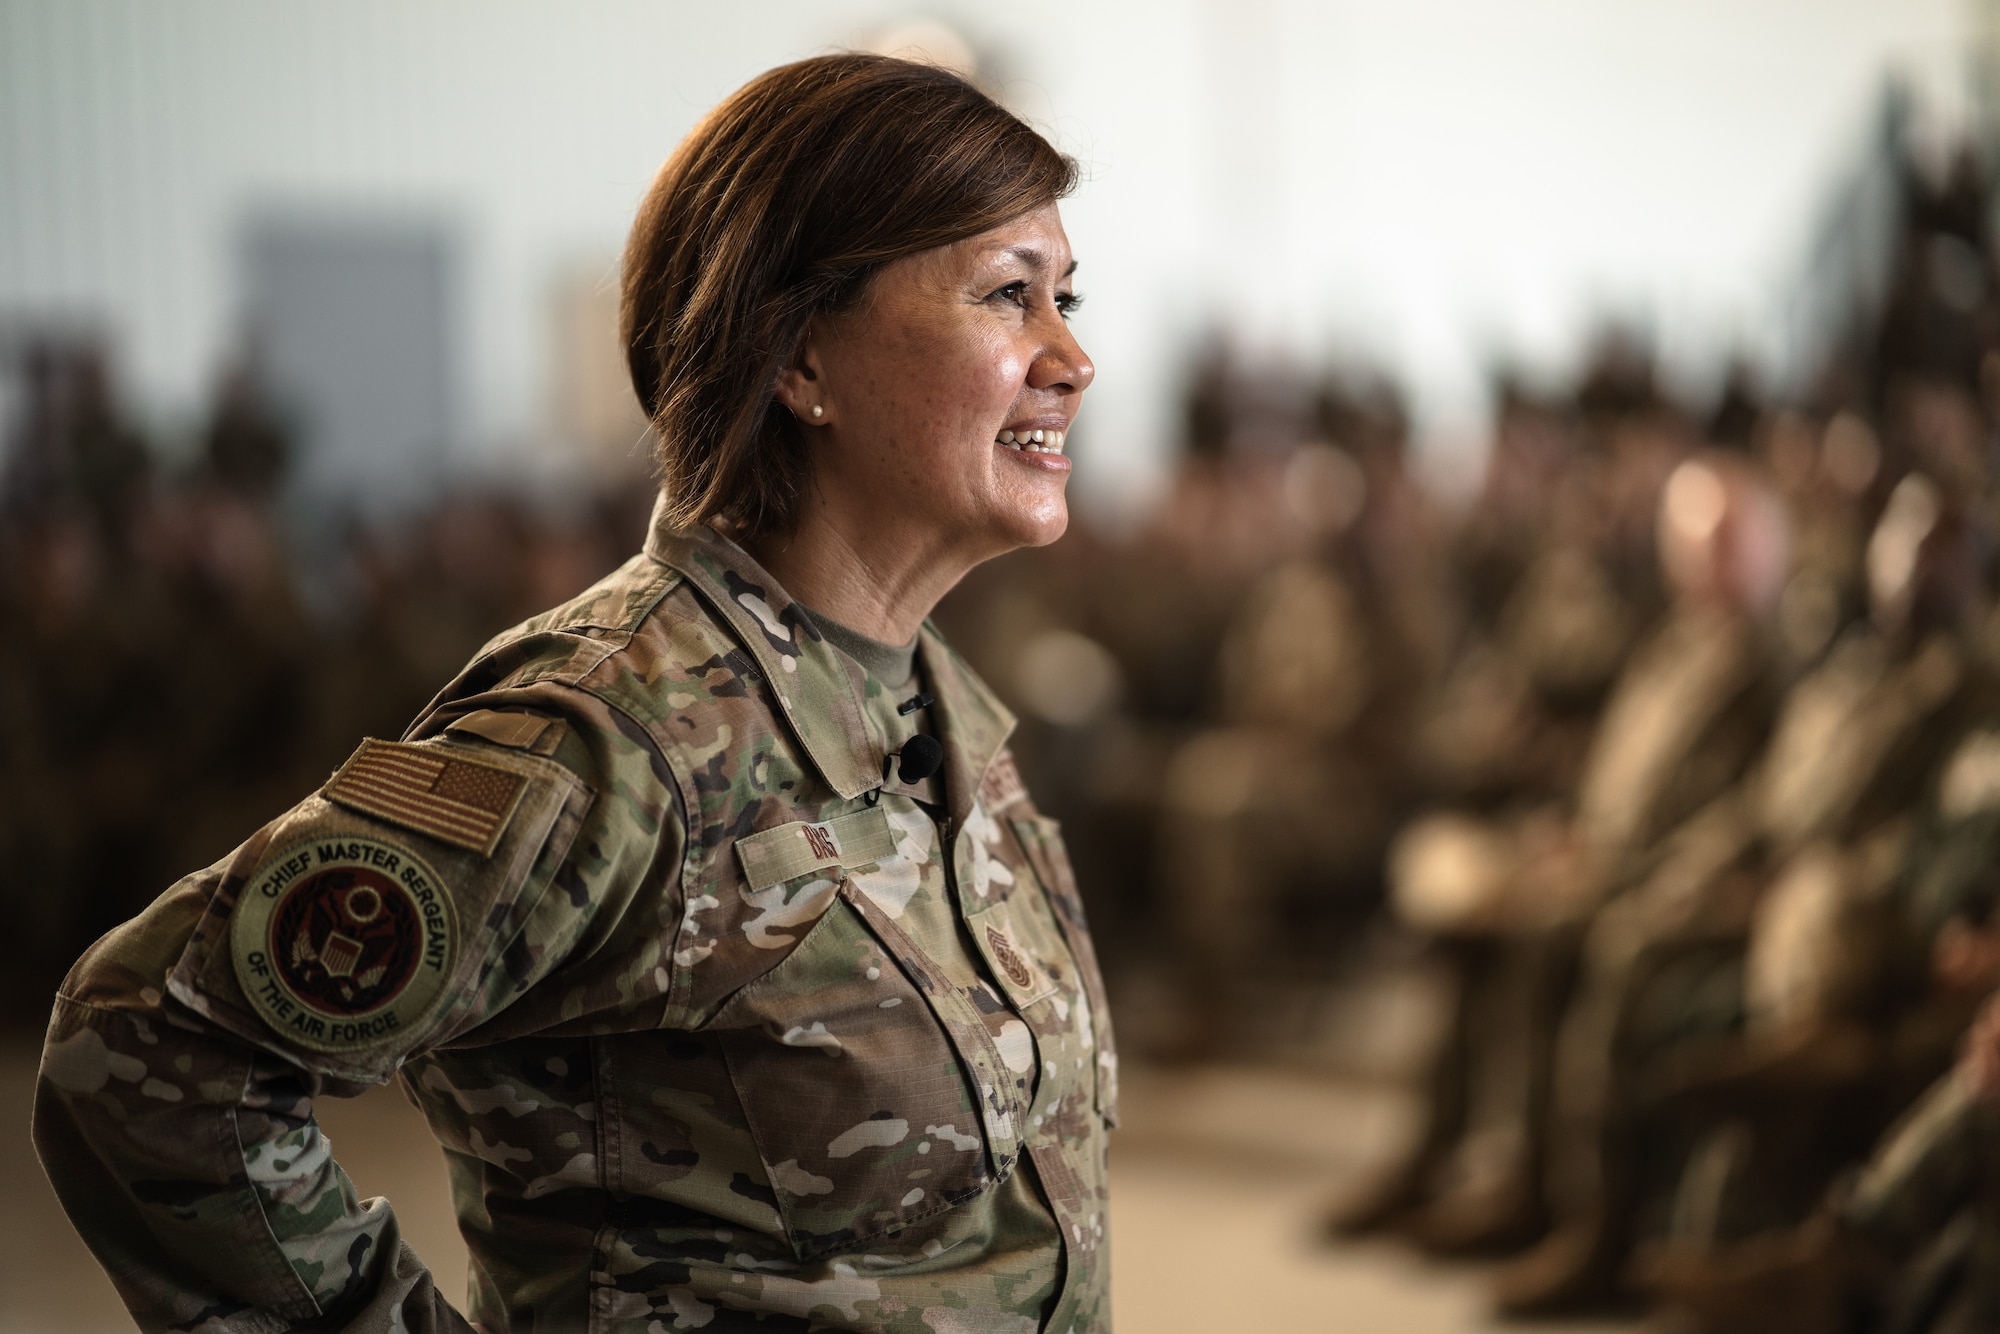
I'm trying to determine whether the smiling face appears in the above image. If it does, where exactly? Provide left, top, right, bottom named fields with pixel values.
left=775, top=204, right=1093, bottom=563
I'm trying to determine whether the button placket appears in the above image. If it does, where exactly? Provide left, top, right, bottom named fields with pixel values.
left=1009, top=815, right=1121, bottom=1128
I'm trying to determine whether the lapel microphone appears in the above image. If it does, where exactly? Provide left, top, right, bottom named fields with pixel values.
left=894, top=734, right=944, bottom=783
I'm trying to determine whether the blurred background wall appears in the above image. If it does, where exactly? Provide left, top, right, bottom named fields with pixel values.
left=0, top=0, right=1977, bottom=512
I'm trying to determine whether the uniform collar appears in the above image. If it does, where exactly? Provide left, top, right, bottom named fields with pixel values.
left=642, top=496, right=1015, bottom=821
left=917, top=622, right=1017, bottom=830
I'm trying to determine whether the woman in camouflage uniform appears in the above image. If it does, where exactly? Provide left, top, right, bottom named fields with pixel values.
left=34, top=55, right=1115, bottom=1334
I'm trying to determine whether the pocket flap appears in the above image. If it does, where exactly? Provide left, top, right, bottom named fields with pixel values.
left=734, top=808, right=898, bottom=891
left=840, top=882, right=1025, bottom=1175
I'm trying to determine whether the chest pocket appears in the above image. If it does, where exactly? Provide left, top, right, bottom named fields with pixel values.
left=711, top=811, right=1021, bottom=1261
left=1007, top=815, right=1120, bottom=1127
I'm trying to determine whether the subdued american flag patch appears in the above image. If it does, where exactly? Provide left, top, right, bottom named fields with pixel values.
left=324, top=739, right=528, bottom=856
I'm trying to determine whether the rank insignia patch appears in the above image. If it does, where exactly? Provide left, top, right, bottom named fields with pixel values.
left=981, top=918, right=1056, bottom=1005
left=325, top=738, right=527, bottom=855
left=980, top=749, right=1028, bottom=813
left=986, top=925, right=1037, bottom=991
left=230, top=835, right=458, bottom=1052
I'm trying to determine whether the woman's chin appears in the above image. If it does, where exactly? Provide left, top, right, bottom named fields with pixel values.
left=971, top=450, right=1071, bottom=549
left=996, top=495, right=1069, bottom=550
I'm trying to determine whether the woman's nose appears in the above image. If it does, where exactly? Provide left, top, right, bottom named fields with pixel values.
left=1031, top=318, right=1095, bottom=395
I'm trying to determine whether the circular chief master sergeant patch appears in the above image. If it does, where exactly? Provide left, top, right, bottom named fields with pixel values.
left=231, top=834, right=458, bottom=1053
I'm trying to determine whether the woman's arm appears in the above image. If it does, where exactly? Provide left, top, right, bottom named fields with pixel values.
left=35, top=691, right=682, bottom=1332
left=37, top=877, right=467, bottom=1331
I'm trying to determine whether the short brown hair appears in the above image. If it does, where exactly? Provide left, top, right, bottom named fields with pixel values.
left=621, top=54, right=1079, bottom=536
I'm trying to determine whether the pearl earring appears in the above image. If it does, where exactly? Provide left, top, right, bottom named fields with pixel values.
left=810, top=405, right=824, bottom=420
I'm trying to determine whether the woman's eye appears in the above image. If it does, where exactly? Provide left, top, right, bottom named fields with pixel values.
left=1056, top=292, right=1084, bottom=320
left=989, top=280, right=1030, bottom=307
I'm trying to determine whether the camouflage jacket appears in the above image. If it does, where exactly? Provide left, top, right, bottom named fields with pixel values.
left=34, top=510, right=1119, bottom=1334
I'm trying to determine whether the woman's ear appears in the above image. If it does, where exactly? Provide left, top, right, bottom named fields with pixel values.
left=773, top=323, right=830, bottom=426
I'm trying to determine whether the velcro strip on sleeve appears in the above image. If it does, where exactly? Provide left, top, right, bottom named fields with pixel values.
left=735, top=807, right=898, bottom=891
left=445, top=709, right=553, bottom=751
left=325, top=738, right=529, bottom=857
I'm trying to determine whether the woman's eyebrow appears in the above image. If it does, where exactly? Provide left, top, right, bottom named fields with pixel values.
left=992, top=245, right=1079, bottom=279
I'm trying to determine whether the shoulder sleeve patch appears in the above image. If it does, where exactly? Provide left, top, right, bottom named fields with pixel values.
left=166, top=735, right=596, bottom=1080
left=230, top=833, right=457, bottom=1054
left=734, top=807, right=897, bottom=891
left=326, top=738, right=527, bottom=856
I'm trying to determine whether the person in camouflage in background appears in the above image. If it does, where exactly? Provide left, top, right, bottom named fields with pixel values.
left=1334, top=442, right=1785, bottom=1261
left=34, top=55, right=1114, bottom=1333
left=1626, top=713, right=2000, bottom=1334
left=1642, top=986, right=2000, bottom=1334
